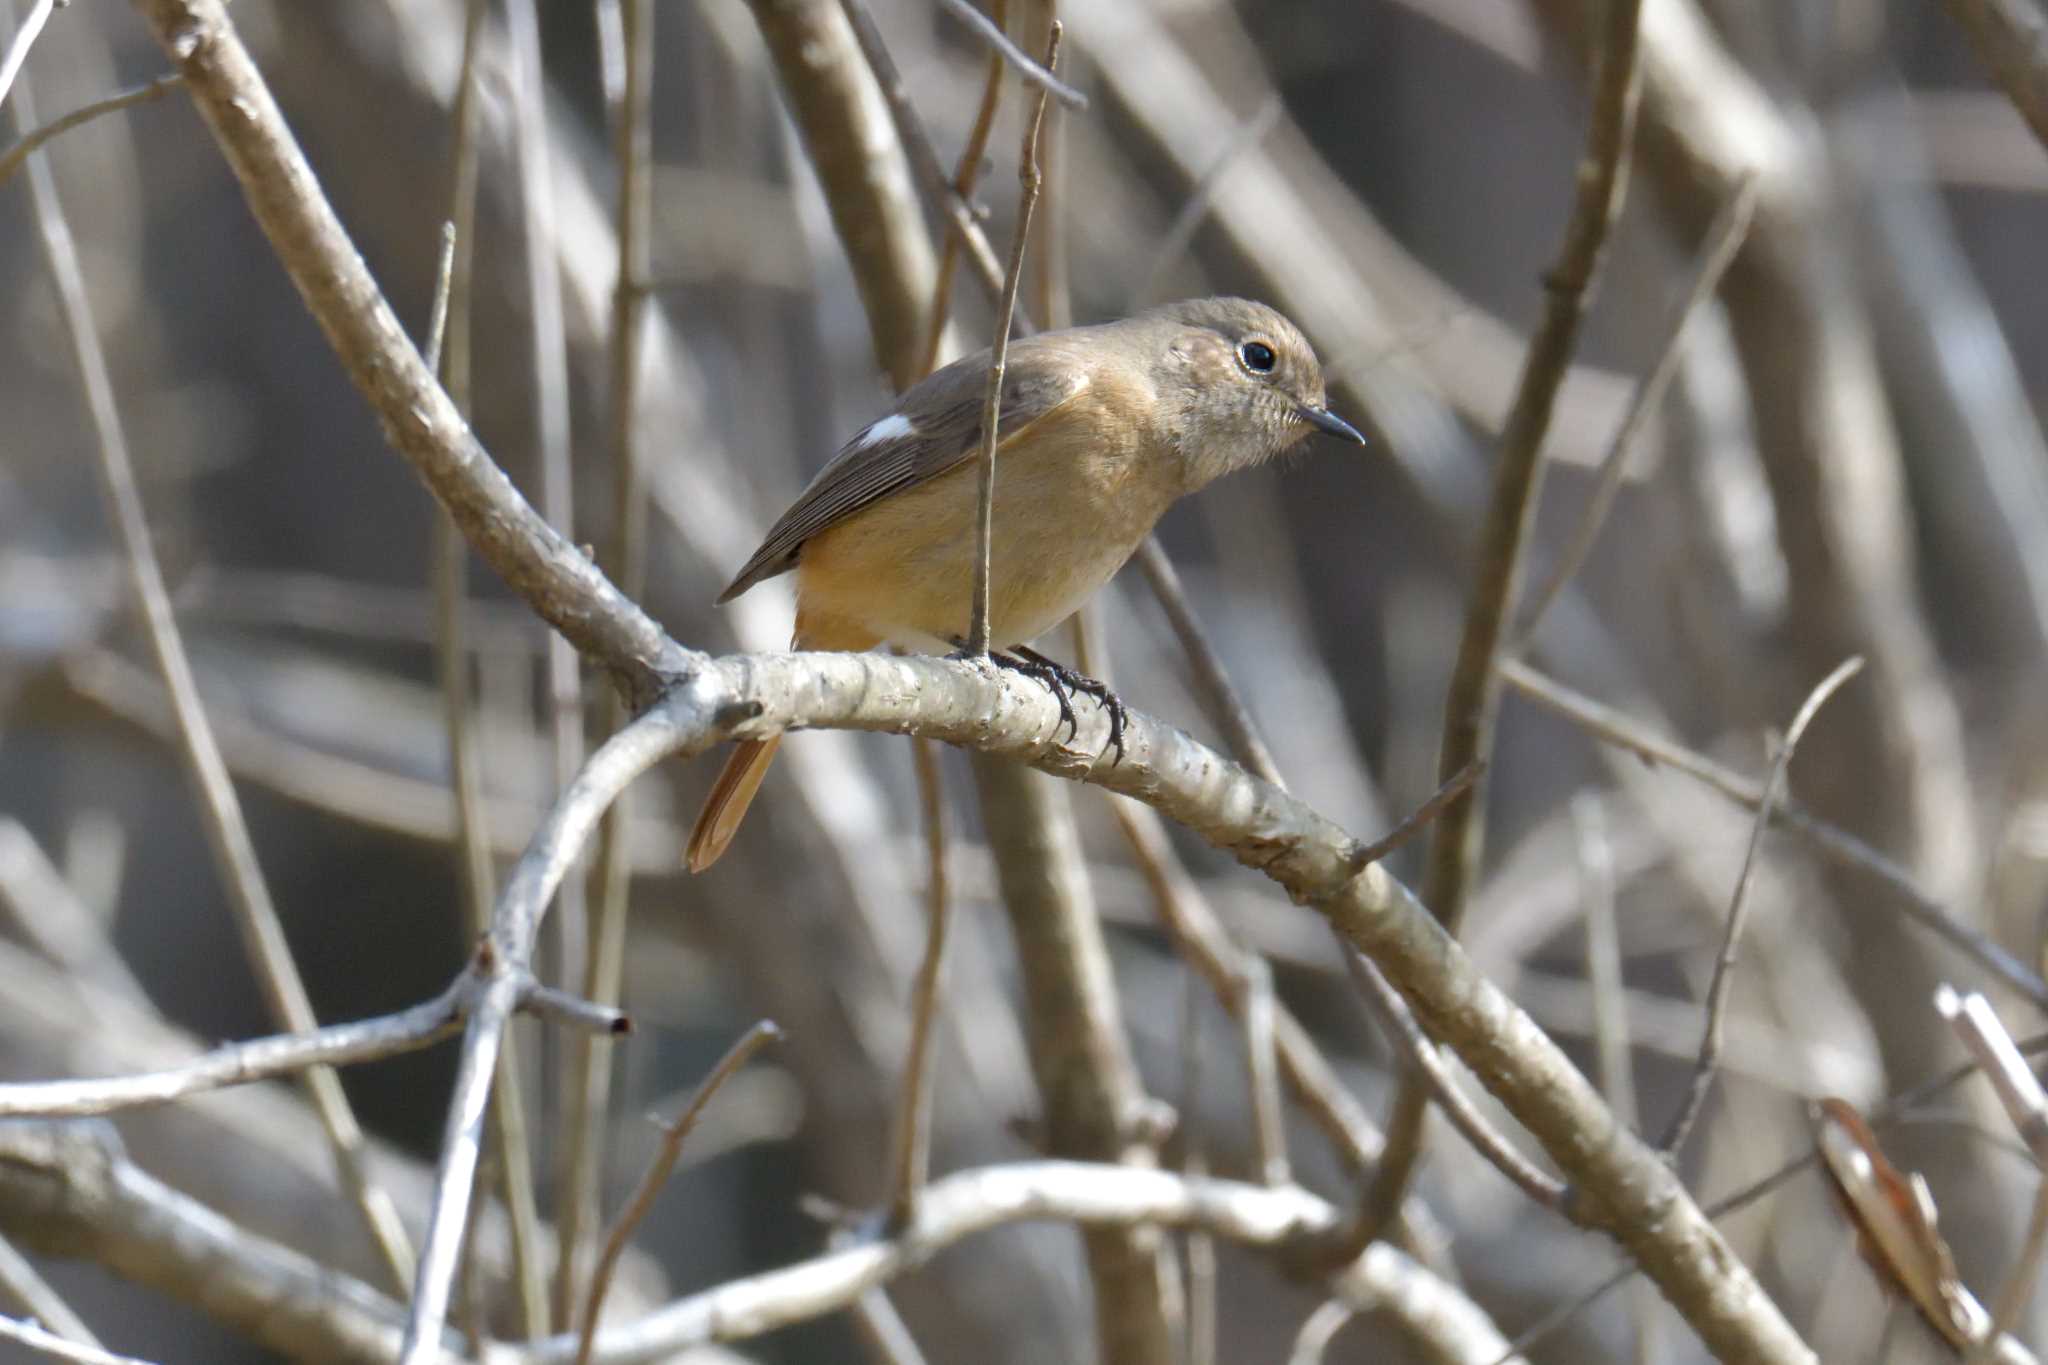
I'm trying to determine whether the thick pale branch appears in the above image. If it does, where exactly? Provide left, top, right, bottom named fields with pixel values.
left=520, top=1162, right=1512, bottom=1365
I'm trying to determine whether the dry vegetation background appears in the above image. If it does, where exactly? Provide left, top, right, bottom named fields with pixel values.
left=8, top=0, right=2048, bottom=1362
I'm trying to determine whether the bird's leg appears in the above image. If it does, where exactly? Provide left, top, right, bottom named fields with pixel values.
left=1010, top=645, right=1127, bottom=764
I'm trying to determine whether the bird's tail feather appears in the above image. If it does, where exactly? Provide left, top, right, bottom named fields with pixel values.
left=685, top=735, right=781, bottom=873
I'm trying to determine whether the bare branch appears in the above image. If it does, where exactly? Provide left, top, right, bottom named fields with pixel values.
left=966, top=22, right=1058, bottom=655
left=745, top=0, right=937, bottom=390
left=132, top=0, right=686, bottom=702
left=1661, top=657, right=1865, bottom=1156
left=840, top=0, right=1009, bottom=314
left=1517, top=172, right=1760, bottom=638
left=401, top=705, right=692, bottom=1362
left=575, top=1023, right=782, bottom=1365
left=0, top=0, right=56, bottom=112
left=1369, top=0, right=1645, bottom=1238
left=1500, top=659, right=2048, bottom=1008
left=561, top=0, right=657, bottom=1320
left=934, top=0, right=1087, bottom=109
left=0, top=72, right=178, bottom=192
left=0, top=1235, right=103, bottom=1353
left=13, top=38, right=416, bottom=1291
left=888, top=736, right=952, bottom=1225
left=530, top=1162, right=1514, bottom=1364
left=1943, top=0, right=2048, bottom=154
left=0, top=1315, right=152, bottom=1365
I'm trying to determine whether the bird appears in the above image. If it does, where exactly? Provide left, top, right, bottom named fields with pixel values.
left=685, top=296, right=1365, bottom=872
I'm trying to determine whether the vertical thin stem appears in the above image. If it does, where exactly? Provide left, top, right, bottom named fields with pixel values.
left=920, top=0, right=1008, bottom=375
left=10, top=27, right=417, bottom=1294
left=966, top=23, right=1061, bottom=655
left=559, top=0, right=654, bottom=1321
left=1365, top=0, right=1645, bottom=1242
left=433, top=0, right=551, bottom=1335
left=504, top=0, right=591, bottom=1074
left=888, top=735, right=951, bottom=1225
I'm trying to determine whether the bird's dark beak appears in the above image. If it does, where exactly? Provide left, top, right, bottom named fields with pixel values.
left=1299, top=403, right=1367, bottom=445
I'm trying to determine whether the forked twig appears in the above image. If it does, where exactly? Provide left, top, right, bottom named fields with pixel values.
left=573, top=1021, right=782, bottom=1365
left=1500, top=658, right=2048, bottom=1007
left=1659, top=656, right=1864, bottom=1156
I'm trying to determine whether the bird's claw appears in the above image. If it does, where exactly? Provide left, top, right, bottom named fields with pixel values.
left=1009, top=647, right=1127, bottom=765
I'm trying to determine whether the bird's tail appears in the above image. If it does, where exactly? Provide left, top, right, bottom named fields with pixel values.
left=685, top=735, right=782, bottom=873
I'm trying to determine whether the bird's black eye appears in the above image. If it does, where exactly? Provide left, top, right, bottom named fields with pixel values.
left=1239, top=340, right=1277, bottom=374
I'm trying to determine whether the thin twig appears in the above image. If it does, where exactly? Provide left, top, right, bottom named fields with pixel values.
left=0, top=968, right=623, bottom=1118
left=573, top=1022, right=782, bottom=1365
left=1368, top=0, right=1644, bottom=1243
left=504, top=25, right=593, bottom=1242
left=1133, top=537, right=1284, bottom=787
left=840, top=0, right=1011, bottom=313
left=0, top=1235, right=100, bottom=1351
left=0, top=72, right=178, bottom=192
left=1982, top=1178, right=2048, bottom=1361
left=935, top=0, right=1086, bottom=108
left=920, top=0, right=1009, bottom=375
left=889, top=736, right=952, bottom=1225
left=1939, top=985, right=2048, bottom=1360
left=1573, top=794, right=1659, bottom=1365
left=1354, top=761, right=1482, bottom=867
left=1421, top=0, right=1644, bottom=934
left=850, top=1287, right=934, bottom=1365
left=0, top=0, right=55, bottom=113
left=144, top=0, right=684, bottom=692
left=11, top=43, right=418, bottom=1294
left=0, top=819, right=148, bottom=1002
left=1133, top=95, right=1284, bottom=311
left=0, top=1315, right=152, bottom=1365
left=561, top=0, right=655, bottom=1324
left=1660, top=657, right=1864, bottom=1156
left=1942, top=0, right=2048, bottom=154
left=399, top=705, right=691, bottom=1364
left=1498, top=1030, right=2048, bottom=1362
left=1498, top=658, right=2048, bottom=1008
left=1241, top=956, right=1289, bottom=1187
left=1286, top=1299, right=1356, bottom=1365
left=1027, top=0, right=1068, bottom=330
left=0, top=985, right=462, bottom=1117
left=966, top=21, right=1059, bottom=656
left=1342, top=948, right=1568, bottom=1211
left=1516, top=171, right=1760, bottom=638
left=1177, top=969, right=1216, bottom=1365
left=429, top=10, right=551, bottom=1334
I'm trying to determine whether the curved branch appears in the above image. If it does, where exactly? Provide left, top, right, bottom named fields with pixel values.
left=521, top=1161, right=1509, bottom=1365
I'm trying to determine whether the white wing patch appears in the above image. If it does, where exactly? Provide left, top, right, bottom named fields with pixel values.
left=852, top=412, right=915, bottom=449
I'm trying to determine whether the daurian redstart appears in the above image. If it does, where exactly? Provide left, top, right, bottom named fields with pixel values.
left=686, top=296, right=1364, bottom=871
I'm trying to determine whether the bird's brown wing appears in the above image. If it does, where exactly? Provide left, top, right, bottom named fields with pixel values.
left=715, top=348, right=1090, bottom=603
